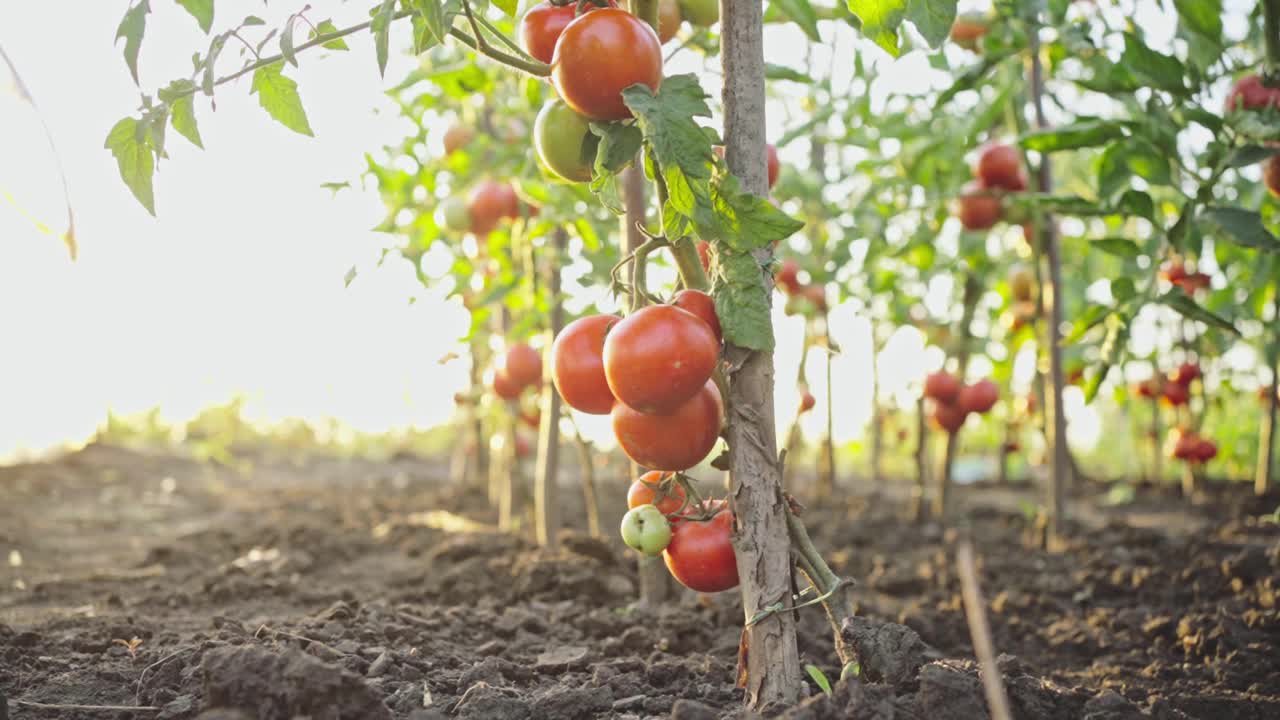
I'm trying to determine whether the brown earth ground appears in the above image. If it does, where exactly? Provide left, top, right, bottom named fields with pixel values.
left=2, top=442, right=1279, bottom=719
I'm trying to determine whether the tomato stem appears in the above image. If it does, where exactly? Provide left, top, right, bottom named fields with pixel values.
left=459, top=1, right=554, bottom=77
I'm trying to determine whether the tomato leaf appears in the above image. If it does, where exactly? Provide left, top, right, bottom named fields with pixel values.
left=903, top=0, right=957, bottom=50
left=160, top=80, right=204, bottom=149
left=250, top=62, right=314, bottom=136
left=712, top=250, right=775, bottom=352
left=1173, top=0, right=1222, bottom=46
left=621, top=75, right=715, bottom=183
left=846, top=0, right=907, bottom=56
left=1120, top=33, right=1185, bottom=94
left=1201, top=206, right=1280, bottom=253
left=175, top=0, right=213, bottom=33
left=372, top=0, right=398, bottom=77
left=116, top=1, right=151, bottom=85
left=105, top=117, right=156, bottom=215
left=1159, top=290, right=1239, bottom=335
left=1090, top=238, right=1140, bottom=259
left=590, top=122, right=642, bottom=176
left=696, top=173, right=804, bottom=252
left=771, top=0, right=822, bottom=42
left=491, top=0, right=518, bottom=17
left=764, top=64, right=813, bottom=84
left=1019, top=120, right=1126, bottom=153
left=310, top=20, right=351, bottom=50
left=281, top=14, right=302, bottom=66
left=1226, top=144, right=1280, bottom=168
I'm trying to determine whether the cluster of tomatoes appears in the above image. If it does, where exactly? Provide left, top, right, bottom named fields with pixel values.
left=956, top=143, right=1028, bottom=231
left=1131, top=360, right=1200, bottom=408
left=1225, top=74, right=1280, bottom=197
left=619, top=472, right=739, bottom=593
left=923, top=371, right=1000, bottom=434
left=519, top=0, right=718, bottom=182
left=774, top=259, right=828, bottom=315
left=1158, top=260, right=1211, bottom=297
left=1165, top=427, right=1218, bottom=465
left=551, top=290, right=724, bottom=471
left=437, top=175, right=538, bottom=237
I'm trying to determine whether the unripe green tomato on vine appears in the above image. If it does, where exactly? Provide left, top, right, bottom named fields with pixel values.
left=678, top=0, right=718, bottom=28
left=534, top=100, right=595, bottom=183
left=620, top=505, right=672, bottom=556
left=438, top=196, right=472, bottom=233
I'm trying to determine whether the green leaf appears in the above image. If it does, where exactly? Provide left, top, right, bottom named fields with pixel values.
left=590, top=122, right=642, bottom=176
left=771, top=0, right=821, bottom=42
left=935, top=53, right=1005, bottom=110
left=1201, top=206, right=1280, bottom=252
left=242, top=16, right=266, bottom=26
left=904, top=0, right=957, bottom=49
left=1020, top=120, right=1126, bottom=153
left=201, top=32, right=229, bottom=95
left=765, top=64, right=813, bottom=84
left=492, top=0, right=518, bottom=17
left=846, top=0, right=907, bottom=56
left=1065, top=304, right=1110, bottom=344
left=1226, top=144, right=1280, bottom=168
left=621, top=74, right=715, bottom=182
left=311, top=20, right=351, bottom=50
left=412, top=0, right=458, bottom=50
left=175, top=0, right=213, bottom=33
left=712, top=249, right=775, bottom=351
left=116, top=1, right=150, bottom=85
left=250, top=62, right=314, bottom=136
left=697, top=174, right=805, bottom=251
left=1123, top=137, right=1172, bottom=187
left=1110, top=277, right=1136, bottom=303
left=1173, top=0, right=1221, bottom=45
left=805, top=664, right=833, bottom=697
left=170, top=94, right=203, bottom=148
left=1091, top=237, right=1140, bottom=259
left=372, top=0, right=398, bottom=77
left=105, top=117, right=156, bottom=215
left=1120, top=33, right=1185, bottom=94
left=281, top=14, right=302, bottom=66
left=1159, top=290, right=1239, bottom=335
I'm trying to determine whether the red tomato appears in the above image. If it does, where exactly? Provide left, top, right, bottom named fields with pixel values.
left=663, top=508, right=738, bottom=593
left=1159, top=262, right=1188, bottom=284
left=923, top=371, right=961, bottom=404
left=499, top=342, right=543, bottom=389
left=520, top=408, right=541, bottom=430
left=957, top=378, right=999, bottom=414
left=1194, top=438, right=1218, bottom=463
left=976, top=144, right=1024, bottom=192
left=1170, top=362, right=1201, bottom=386
left=799, top=391, right=816, bottom=413
left=515, top=433, right=532, bottom=458
left=443, top=125, right=474, bottom=156
left=627, top=471, right=686, bottom=515
left=468, top=181, right=519, bottom=236
left=552, top=9, right=662, bottom=121
left=658, top=0, right=681, bottom=43
left=1133, top=378, right=1162, bottom=399
left=767, top=144, right=780, bottom=189
left=1162, top=381, right=1190, bottom=407
left=776, top=259, right=800, bottom=294
left=519, top=0, right=617, bottom=65
left=697, top=241, right=712, bottom=272
left=1175, top=272, right=1211, bottom=295
left=1265, top=155, right=1280, bottom=197
left=1224, top=74, right=1280, bottom=113
left=551, top=315, right=619, bottom=415
left=492, top=370, right=522, bottom=401
left=957, top=182, right=1002, bottom=230
left=603, top=304, right=719, bottom=414
left=799, top=284, right=827, bottom=313
left=612, top=380, right=722, bottom=471
left=1167, top=428, right=1198, bottom=460
left=949, top=14, right=988, bottom=50
left=931, top=401, right=969, bottom=434
left=672, top=289, right=722, bottom=342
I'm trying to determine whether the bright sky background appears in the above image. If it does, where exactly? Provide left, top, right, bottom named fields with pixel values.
left=0, top=1, right=1234, bottom=462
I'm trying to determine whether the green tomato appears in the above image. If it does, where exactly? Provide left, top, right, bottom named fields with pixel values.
left=534, top=99, right=595, bottom=183
left=438, top=196, right=471, bottom=233
left=620, top=504, right=672, bottom=556
left=678, top=0, right=718, bottom=28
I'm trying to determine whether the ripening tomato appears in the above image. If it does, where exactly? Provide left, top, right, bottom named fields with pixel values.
left=1266, top=155, right=1280, bottom=197
left=931, top=401, right=969, bottom=434
left=515, top=433, right=532, bottom=459
left=976, top=144, right=1024, bottom=192
left=1009, top=263, right=1035, bottom=302
left=534, top=100, right=595, bottom=183
left=799, top=392, right=816, bottom=413
left=776, top=259, right=800, bottom=294
left=1170, top=362, right=1201, bottom=386
left=957, top=379, right=999, bottom=414
left=949, top=13, right=988, bottom=50
left=603, top=304, right=719, bottom=414
left=628, top=471, right=686, bottom=516
left=957, top=183, right=1002, bottom=230
left=612, top=380, right=722, bottom=471
left=672, top=289, right=722, bottom=342
left=1175, top=272, right=1211, bottom=295
left=663, top=508, right=738, bottom=593
left=499, top=342, right=543, bottom=389
left=552, top=9, right=662, bottom=121
left=1159, top=262, right=1187, bottom=284
left=468, top=180, right=519, bottom=236
left=520, top=407, right=541, bottom=430
left=551, top=315, right=619, bottom=415
left=492, top=370, right=523, bottom=400
left=1224, top=74, right=1280, bottom=114
left=924, top=371, right=961, bottom=404
left=1066, top=365, right=1085, bottom=386
left=519, top=0, right=617, bottom=65
left=658, top=0, right=682, bottom=43
left=677, top=0, right=719, bottom=28
left=1133, top=378, right=1161, bottom=399
left=1162, top=381, right=1190, bottom=407
left=438, top=196, right=472, bottom=233
left=443, top=125, right=474, bottom=156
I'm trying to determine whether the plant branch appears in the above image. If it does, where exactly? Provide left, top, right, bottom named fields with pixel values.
left=1266, top=0, right=1280, bottom=85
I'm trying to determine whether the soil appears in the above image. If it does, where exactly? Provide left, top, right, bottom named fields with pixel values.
left=2, top=442, right=1279, bottom=719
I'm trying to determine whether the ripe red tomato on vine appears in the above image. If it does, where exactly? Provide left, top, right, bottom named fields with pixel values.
left=519, top=0, right=618, bottom=65
left=627, top=471, right=686, bottom=515
left=467, top=180, right=519, bottom=236
left=672, top=289, right=722, bottom=342
left=611, top=380, right=722, bottom=471
left=603, top=304, right=720, bottom=414
left=551, top=315, right=619, bottom=415
left=551, top=8, right=663, bottom=121
left=663, top=507, right=738, bottom=593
